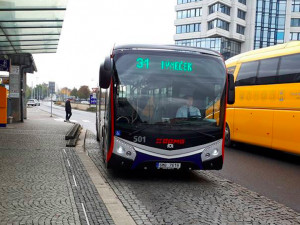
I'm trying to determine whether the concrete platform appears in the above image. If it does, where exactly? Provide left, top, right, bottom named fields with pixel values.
left=0, top=108, right=115, bottom=225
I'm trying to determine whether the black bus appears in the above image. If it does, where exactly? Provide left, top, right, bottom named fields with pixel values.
left=96, top=44, right=234, bottom=170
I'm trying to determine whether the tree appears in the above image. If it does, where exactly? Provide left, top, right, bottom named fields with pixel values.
left=70, top=87, right=78, bottom=97
left=77, top=85, right=90, bottom=99
left=60, top=87, right=71, bottom=100
left=25, top=85, right=32, bottom=101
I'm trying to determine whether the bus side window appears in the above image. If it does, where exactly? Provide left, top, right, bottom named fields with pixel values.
left=235, top=61, right=259, bottom=86
left=257, top=57, right=279, bottom=85
left=278, top=53, right=300, bottom=84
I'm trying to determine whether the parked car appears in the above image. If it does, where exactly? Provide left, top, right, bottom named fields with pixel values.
left=27, top=99, right=40, bottom=106
left=80, top=100, right=90, bottom=105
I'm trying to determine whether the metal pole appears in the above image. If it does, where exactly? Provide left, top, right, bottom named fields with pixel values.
left=50, top=93, right=53, bottom=117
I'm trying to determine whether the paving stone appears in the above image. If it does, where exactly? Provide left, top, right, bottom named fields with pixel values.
left=62, top=146, right=114, bottom=225
left=0, top=109, right=80, bottom=225
left=85, top=130, right=300, bottom=225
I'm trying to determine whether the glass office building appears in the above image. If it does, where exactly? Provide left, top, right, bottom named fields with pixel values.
left=174, top=0, right=300, bottom=59
left=254, top=0, right=287, bottom=49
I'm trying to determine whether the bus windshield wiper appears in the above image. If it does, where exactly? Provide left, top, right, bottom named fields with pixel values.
left=193, top=130, right=215, bottom=139
left=177, top=128, right=216, bottom=139
left=128, top=122, right=150, bottom=136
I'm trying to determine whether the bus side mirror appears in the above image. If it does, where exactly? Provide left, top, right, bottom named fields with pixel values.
left=99, top=57, right=112, bottom=89
left=227, top=73, right=235, bottom=104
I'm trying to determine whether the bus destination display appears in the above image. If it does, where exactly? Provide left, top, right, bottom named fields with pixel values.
left=136, top=57, right=193, bottom=72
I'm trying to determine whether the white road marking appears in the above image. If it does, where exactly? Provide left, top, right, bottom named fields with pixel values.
left=67, top=159, right=71, bottom=167
left=72, top=175, right=77, bottom=187
left=82, top=120, right=90, bottom=123
left=54, top=118, right=64, bottom=122
left=81, top=203, right=91, bottom=225
left=63, top=149, right=66, bottom=154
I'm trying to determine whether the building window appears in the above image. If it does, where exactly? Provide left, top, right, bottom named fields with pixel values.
left=237, top=24, right=245, bottom=34
left=208, top=19, right=229, bottom=31
left=209, top=3, right=230, bottom=16
left=175, top=37, right=241, bottom=59
left=177, top=8, right=202, bottom=19
left=176, top=23, right=201, bottom=34
left=254, top=0, right=287, bottom=49
left=238, top=0, right=246, bottom=5
left=291, top=18, right=300, bottom=27
left=292, top=0, right=300, bottom=12
left=290, top=32, right=300, bottom=40
left=237, top=9, right=246, bottom=20
left=177, top=0, right=202, bottom=5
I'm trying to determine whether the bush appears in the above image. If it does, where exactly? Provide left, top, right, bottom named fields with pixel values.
left=86, top=107, right=97, bottom=112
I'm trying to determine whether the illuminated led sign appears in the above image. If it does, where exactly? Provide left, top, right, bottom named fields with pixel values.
left=136, top=58, right=193, bottom=72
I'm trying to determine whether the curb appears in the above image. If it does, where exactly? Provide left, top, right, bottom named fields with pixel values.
left=75, top=129, right=136, bottom=225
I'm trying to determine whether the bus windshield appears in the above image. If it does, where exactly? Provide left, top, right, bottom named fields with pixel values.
left=113, top=51, right=226, bottom=148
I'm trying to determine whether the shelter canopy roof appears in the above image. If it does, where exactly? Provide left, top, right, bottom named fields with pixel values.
left=0, top=0, right=67, bottom=55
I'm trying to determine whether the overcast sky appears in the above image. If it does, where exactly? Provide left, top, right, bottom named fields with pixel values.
left=27, top=0, right=176, bottom=91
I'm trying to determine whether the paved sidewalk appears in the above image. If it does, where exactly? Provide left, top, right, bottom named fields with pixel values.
left=0, top=108, right=113, bottom=225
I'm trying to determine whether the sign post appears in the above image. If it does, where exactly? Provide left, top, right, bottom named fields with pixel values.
left=49, top=82, right=55, bottom=117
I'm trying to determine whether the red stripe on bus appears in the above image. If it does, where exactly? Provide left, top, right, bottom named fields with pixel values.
left=222, top=69, right=228, bottom=161
left=107, top=79, right=114, bottom=162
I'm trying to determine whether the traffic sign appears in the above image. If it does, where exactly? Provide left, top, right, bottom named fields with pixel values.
left=49, top=81, right=55, bottom=94
left=90, top=93, right=97, bottom=105
left=0, top=59, right=10, bottom=72
left=92, top=88, right=98, bottom=93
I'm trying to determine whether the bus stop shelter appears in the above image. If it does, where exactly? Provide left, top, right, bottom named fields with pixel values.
left=0, top=0, right=68, bottom=124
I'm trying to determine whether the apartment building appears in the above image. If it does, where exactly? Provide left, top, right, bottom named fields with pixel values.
left=174, top=0, right=300, bottom=59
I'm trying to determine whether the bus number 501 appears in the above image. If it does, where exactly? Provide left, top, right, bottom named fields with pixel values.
left=133, top=136, right=146, bottom=143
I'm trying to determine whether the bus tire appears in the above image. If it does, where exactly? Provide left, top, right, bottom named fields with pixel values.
left=225, top=124, right=232, bottom=147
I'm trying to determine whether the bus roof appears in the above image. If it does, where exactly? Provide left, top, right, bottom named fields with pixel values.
left=226, top=41, right=300, bottom=66
left=113, top=44, right=221, bottom=57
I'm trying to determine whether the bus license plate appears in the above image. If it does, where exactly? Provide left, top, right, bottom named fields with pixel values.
left=156, top=162, right=181, bottom=170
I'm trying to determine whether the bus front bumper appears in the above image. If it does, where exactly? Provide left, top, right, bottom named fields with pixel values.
left=108, top=152, right=223, bottom=170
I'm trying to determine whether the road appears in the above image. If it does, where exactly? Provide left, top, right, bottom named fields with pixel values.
left=39, top=101, right=96, bottom=134
left=38, top=102, right=300, bottom=212
left=214, top=143, right=300, bottom=212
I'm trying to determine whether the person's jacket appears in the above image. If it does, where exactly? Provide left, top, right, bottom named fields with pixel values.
left=65, top=100, right=72, bottom=112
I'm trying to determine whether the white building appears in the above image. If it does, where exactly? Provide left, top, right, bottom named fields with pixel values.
left=174, top=0, right=300, bottom=59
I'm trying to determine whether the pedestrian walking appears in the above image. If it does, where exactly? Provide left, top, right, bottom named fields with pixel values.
left=65, top=98, right=72, bottom=122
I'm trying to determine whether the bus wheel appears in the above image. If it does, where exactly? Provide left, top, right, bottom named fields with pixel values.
left=225, top=124, right=231, bottom=147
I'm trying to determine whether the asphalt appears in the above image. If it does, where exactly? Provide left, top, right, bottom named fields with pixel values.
left=0, top=108, right=114, bottom=225
left=39, top=102, right=96, bottom=134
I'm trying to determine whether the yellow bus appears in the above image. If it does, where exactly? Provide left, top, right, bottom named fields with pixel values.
left=225, top=41, right=300, bottom=155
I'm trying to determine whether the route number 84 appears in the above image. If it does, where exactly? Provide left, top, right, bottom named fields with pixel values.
left=133, top=136, right=146, bottom=143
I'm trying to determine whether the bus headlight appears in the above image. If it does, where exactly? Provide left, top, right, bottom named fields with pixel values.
left=117, top=146, right=125, bottom=154
left=114, top=138, right=136, bottom=161
left=201, top=140, right=222, bottom=162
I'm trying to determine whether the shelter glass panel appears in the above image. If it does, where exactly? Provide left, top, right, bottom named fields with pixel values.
left=3, top=28, right=61, bottom=35
left=7, top=35, right=60, bottom=41
left=0, top=11, right=65, bottom=21
left=0, top=21, right=63, bottom=28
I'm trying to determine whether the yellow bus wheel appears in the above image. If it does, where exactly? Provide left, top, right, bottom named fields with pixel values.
left=225, top=124, right=231, bottom=147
